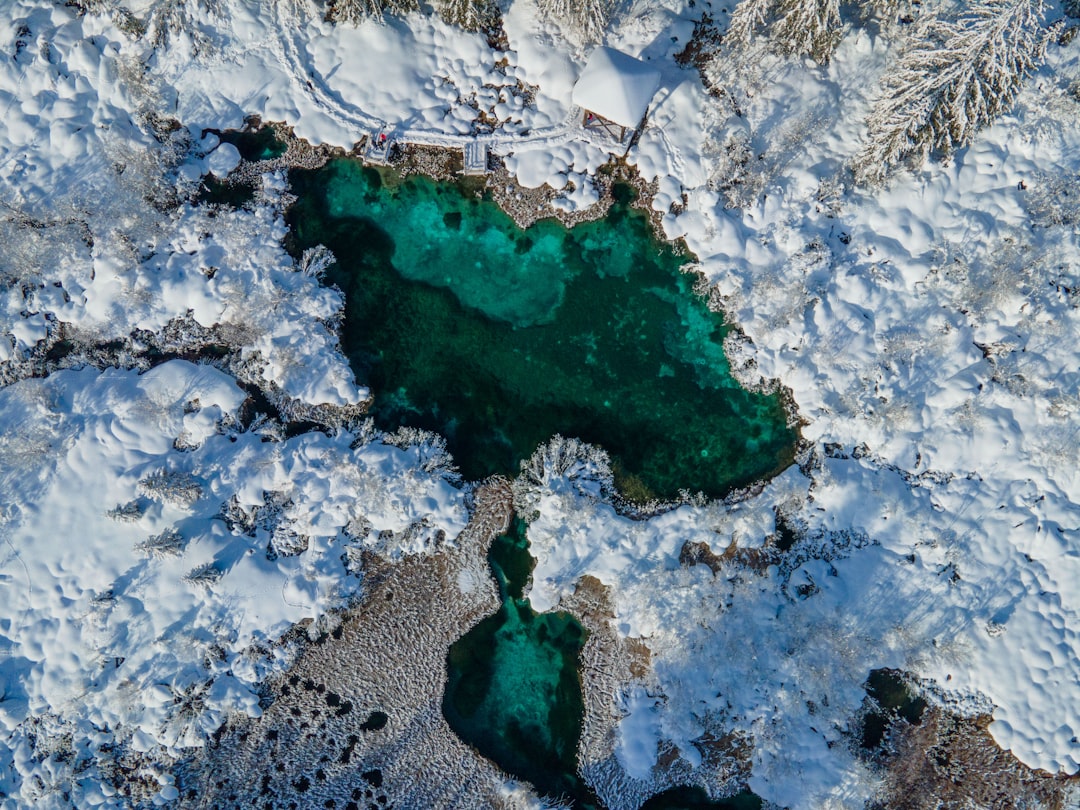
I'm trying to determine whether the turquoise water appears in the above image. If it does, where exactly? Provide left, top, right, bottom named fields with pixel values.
left=445, top=525, right=764, bottom=809
left=284, top=159, right=796, bottom=500
left=443, top=526, right=594, bottom=806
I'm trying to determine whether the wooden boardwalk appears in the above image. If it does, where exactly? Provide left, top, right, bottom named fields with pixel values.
left=463, top=140, right=488, bottom=175
left=362, top=131, right=392, bottom=165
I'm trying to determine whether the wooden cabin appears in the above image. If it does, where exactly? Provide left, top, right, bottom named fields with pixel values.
left=571, top=47, right=662, bottom=145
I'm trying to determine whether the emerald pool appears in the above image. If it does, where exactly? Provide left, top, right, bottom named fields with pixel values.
left=444, top=522, right=596, bottom=807
left=284, top=158, right=796, bottom=500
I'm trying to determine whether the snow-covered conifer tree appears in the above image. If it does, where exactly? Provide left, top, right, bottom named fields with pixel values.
left=726, top=0, right=842, bottom=63
left=853, top=0, right=1050, bottom=185
left=537, top=0, right=615, bottom=44
left=325, top=0, right=418, bottom=24
left=439, top=0, right=497, bottom=31
left=138, top=470, right=204, bottom=508
left=182, top=562, right=223, bottom=592
left=859, top=0, right=912, bottom=23
left=135, top=527, right=187, bottom=559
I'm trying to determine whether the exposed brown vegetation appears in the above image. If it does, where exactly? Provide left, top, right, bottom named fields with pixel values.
left=674, top=15, right=725, bottom=97
left=625, top=637, right=652, bottom=680
left=396, top=142, right=465, bottom=180
left=872, top=707, right=1078, bottom=810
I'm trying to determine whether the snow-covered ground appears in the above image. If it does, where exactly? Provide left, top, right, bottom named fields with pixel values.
left=0, top=0, right=1077, bottom=807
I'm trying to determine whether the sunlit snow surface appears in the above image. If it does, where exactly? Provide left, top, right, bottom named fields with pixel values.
left=0, top=0, right=1077, bottom=807
left=0, top=361, right=466, bottom=802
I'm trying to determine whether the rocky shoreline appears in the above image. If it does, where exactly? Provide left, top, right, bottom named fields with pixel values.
left=212, top=120, right=664, bottom=235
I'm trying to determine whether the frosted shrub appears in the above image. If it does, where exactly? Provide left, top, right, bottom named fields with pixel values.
left=853, top=0, right=1051, bottom=185
left=859, top=0, right=915, bottom=26
left=519, top=435, right=610, bottom=488
left=325, top=0, right=419, bottom=24
left=383, top=426, right=460, bottom=480
left=269, top=526, right=310, bottom=557
left=106, top=499, right=145, bottom=522
left=297, top=244, right=335, bottom=279
left=439, top=0, right=498, bottom=31
left=514, top=435, right=612, bottom=517
left=147, top=0, right=221, bottom=55
left=1023, top=171, right=1080, bottom=227
left=705, top=131, right=763, bottom=210
left=159, top=681, right=216, bottom=749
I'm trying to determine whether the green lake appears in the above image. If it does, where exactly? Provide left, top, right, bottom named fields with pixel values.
left=284, top=158, right=795, bottom=501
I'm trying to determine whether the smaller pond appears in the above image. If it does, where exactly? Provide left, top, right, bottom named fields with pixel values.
left=860, top=668, right=927, bottom=750
left=443, top=522, right=597, bottom=806
left=215, top=126, right=288, bottom=162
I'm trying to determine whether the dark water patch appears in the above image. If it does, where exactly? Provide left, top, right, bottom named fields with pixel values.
left=361, top=768, right=383, bottom=788
left=640, top=787, right=762, bottom=810
left=285, top=158, right=796, bottom=500
left=216, top=126, right=288, bottom=162
left=358, top=711, right=388, bottom=732
left=861, top=668, right=926, bottom=750
left=774, top=509, right=800, bottom=552
left=488, top=518, right=534, bottom=600
left=443, top=528, right=595, bottom=807
left=197, top=174, right=256, bottom=208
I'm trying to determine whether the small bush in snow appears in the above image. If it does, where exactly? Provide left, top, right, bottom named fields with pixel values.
left=325, top=0, right=419, bottom=24
left=439, top=0, right=498, bottom=31
left=106, top=499, right=145, bottom=522
left=269, top=527, right=310, bottom=558
left=536, top=0, right=615, bottom=45
left=159, top=681, right=217, bottom=749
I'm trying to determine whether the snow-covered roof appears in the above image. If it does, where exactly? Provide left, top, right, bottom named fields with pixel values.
left=572, top=47, right=662, bottom=129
